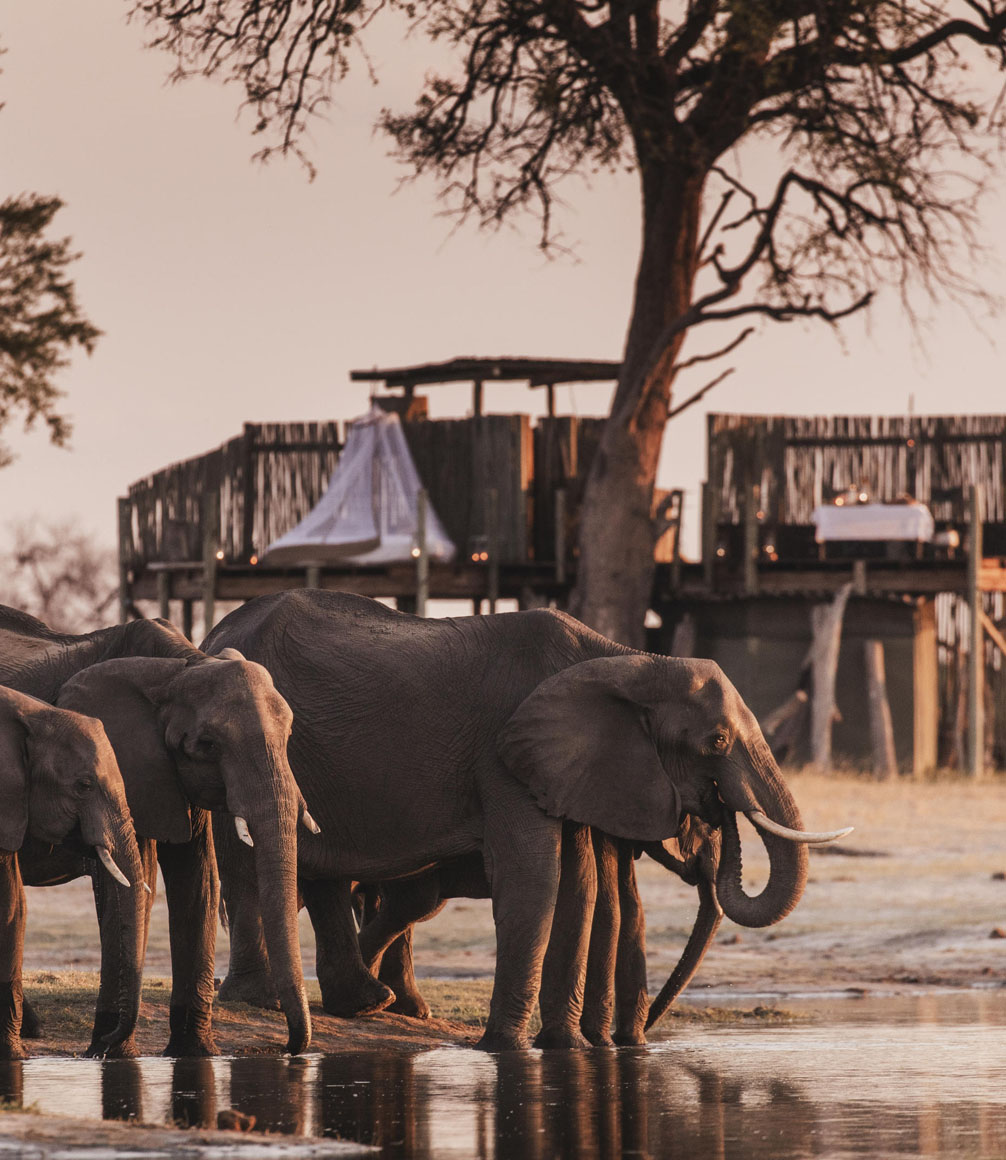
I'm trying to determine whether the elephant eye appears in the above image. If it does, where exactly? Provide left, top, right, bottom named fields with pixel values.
left=711, top=731, right=730, bottom=752
left=194, top=738, right=218, bottom=758
left=75, top=778, right=95, bottom=793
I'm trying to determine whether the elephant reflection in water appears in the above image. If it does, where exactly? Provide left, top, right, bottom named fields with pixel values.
left=100, top=1059, right=144, bottom=1122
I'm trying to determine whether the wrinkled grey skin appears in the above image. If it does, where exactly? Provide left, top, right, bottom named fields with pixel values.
left=0, top=606, right=311, bottom=1056
left=0, top=687, right=144, bottom=1060
left=206, top=590, right=812, bottom=1051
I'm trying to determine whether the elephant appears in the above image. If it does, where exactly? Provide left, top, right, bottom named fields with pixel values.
left=0, top=685, right=144, bottom=1060
left=204, top=590, right=850, bottom=1050
left=351, top=815, right=723, bottom=1044
left=0, top=605, right=316, bottom=1055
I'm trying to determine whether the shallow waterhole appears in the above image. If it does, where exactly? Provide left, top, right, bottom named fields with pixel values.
left=4, top=991, right=1005, bottom=1159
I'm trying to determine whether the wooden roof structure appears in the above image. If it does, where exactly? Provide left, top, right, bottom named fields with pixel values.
left=350, top=356, right=621, bottom=417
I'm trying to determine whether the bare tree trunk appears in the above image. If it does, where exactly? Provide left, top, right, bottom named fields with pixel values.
left=570, top=167, right=704, bottom=646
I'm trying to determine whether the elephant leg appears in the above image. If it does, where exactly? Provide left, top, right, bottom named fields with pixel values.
left=0, top=855, right=26, bottom=1060
left=214, top=812, right=279, bottom=1010
left=535, top=821, right=596, bottom=1049
left=358, top=873, right=448, bottom=1020
left=157, top=809, right=219, bottom=1056
left=301, top=877, right=395, bottom=1018
left=378, top=929, right=431, bottom=1019
left=612, top=845, right=648, bottom=1045
left=478, top=800, right=563, bottom=1052
left=581, top=829, right=619, bottom=1046
left=88, top=837, right=157, bottom=1058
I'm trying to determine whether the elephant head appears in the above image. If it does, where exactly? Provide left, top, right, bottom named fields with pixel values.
left=0, top=686, right=145, bottom=1051
left=498, top=654, right=850, bottom=934
left=56, top=653, right=315, bottom=1054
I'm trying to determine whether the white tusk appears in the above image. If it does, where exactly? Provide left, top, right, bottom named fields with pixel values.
left=746, top=810, right=854, bottom=845
left=235, top=816, right=255, bottom=847
left=300, top=808, right=321, bottom=835
left=143, top=882, right=153, bottom=895
left=96, top=847, right=131, bottom=887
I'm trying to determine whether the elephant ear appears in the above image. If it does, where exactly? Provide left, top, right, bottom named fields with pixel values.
left=497, top=655, right=682, bottom=842
left=0, top=698, right=29, bottom=853
left=57, top=661, right=192, bottom=844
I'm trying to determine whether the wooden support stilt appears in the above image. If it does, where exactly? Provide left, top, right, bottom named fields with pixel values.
left=157, top=570, right=171, bottom=622
left=306, top=565, right=321, bottom=590
left=864, top=639, right=898, bottom=779
left=182, top=599, right=194, bottom=642
left=415, top=488, right=429, bottom=618
left=967, top=484, right=984, bottom=778
left=117, top=498, right=132, bottom=625
left=487, top=488, right=499, bottom=614
left=810, top=582, right=853, bottom=770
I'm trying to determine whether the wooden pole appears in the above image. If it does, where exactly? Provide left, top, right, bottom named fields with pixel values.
left=306, top=565, right=321, bottom=590
left=487, top=487, right=499, bottom=614
left=202, top=489, right=220, bottom=637
left=415, top=488, right=429, bottom=618
left=554, top=487, right=567, bottom=586
left=743, top=476, right=759, bottom=595
left=864, top=639, right=898, bottom=779
left=181, top=599, right=194, bottom=643
left=117, top=497, right=132, bottom=625
left=967, top=483, right=984, bottom=778
left=157, top=570, right=171, bottom=622
left=701, top=481, right=715, bottom=590
left=810, top=582, right=853, bottom=770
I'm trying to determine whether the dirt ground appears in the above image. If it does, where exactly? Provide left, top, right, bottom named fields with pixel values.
left=6, top=769, right=1006, bottom=1151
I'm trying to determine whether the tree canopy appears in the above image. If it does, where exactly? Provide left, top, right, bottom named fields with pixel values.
left=132, top=1, right=1006, bottom=643
left=0, top=193, right=101, bottom=467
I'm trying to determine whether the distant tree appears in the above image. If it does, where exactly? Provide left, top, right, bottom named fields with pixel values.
left=132, top=1, right=1006, bottom=644
left=0, top=192, right=101, bottom=467
left=0, top=519, right=117, bottom=633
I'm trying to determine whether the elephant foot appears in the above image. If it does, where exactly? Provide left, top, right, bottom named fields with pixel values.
left=20, top=998, right=42, bottom=1040
left=163, top=1034, right=218, bottom=1058
left=475, top=1027, right=530, bottom=1052
left=218, top=970, right=280, bottom=1011
left=0, top=1039, right=26, bottom=1061
left=164, top=1005, right=219, bottom=1058
left=534, top=1025, right=592, bottom=1050
left=319, top=972, right=395, bottom=1019
left=386, top=989, right=431, bottom=1020
left=581, top=1024, right=616, bottom=1047
left=612, top=1025, right=648, bottom=1047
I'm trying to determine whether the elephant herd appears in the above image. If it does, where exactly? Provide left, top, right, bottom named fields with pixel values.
left=0, top=590, right=851, bottom=1059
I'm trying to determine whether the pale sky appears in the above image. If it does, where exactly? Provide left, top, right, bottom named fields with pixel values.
left=2, top=2, right=1005, bottom=558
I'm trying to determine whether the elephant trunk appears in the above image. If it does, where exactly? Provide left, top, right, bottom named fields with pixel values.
left=714, top=742, right=809, bottom=929
left=91, top=810, right=147, bottom=1053
left=248, top=807, right=311, bottom=1054
left=646, top=874, right=722, bottom=1031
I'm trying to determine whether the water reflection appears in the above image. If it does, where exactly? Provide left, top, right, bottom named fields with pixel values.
left=2, top=994, right=1004, bottom=1159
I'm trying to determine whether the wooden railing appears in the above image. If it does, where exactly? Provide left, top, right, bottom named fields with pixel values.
left=704, top=413, right=1006, bottom=564
left=121, top=414, right=615, bottom=572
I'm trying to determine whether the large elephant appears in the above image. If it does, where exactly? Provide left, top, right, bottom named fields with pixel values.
left=0, top=606, right=314, bottom=1055
left=205, top=590, right=849, bottom=1050
left=0, top=686, right=144, bottom=1060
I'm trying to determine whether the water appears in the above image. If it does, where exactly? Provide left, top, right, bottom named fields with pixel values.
left=3, top=993, right=1004, bottom=1158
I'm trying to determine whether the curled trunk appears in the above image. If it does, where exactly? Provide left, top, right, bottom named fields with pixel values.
left=715, top=809, right=808, bottom=928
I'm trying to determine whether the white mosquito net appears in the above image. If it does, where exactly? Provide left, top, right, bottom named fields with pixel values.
left=263, top=406, right=456, bottom=566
